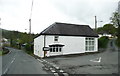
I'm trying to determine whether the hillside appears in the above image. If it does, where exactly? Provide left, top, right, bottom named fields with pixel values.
left=1, top=28, right=38, bottom=50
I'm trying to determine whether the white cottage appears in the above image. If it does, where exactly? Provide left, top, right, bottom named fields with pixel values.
left=34, top=22, right=98, bottom=58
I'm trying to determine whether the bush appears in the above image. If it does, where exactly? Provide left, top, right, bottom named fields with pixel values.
left=116, top=38, right=120, bottom=48
left=98, top=36, right=109, bottom=48
left=2, top=47, right=9, bottom=55
left=24, top=44, right=33, bottom=54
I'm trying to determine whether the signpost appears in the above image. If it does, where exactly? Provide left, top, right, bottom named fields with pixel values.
left=43, top=47, right=49, bottom=51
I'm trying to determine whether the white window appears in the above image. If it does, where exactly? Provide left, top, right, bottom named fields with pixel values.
left=54, top=36, right=59, bottom=42
left=85, top=38, right=95, bottom=51
left=50, top=46, right=62, bottom=52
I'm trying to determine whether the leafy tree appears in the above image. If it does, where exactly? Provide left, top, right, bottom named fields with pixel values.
left=102, top=24, right=116, bottom=35
left=1, top=28, right=37, bottom=50
left=110, top=11, right=120, bottom=47
left=97, top=24, right=116, bottom=36
left=110, top=12, right=120, bottom=27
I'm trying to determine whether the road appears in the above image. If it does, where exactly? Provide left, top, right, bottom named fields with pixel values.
left=2, top=48, right=48, bottom=74
left=45, top=39, right=119, bottom=74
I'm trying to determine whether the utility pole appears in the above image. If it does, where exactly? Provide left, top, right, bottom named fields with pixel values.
left=28, top=0, right=34, bottom=51
left=29, top=19, right=31, bottom=34
left=29, top=0, right=34, bottom=34
left=95, top=16, right=97, bottom=31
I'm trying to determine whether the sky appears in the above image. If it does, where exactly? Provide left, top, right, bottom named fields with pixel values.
left=0, top=0, right=119, bottom=34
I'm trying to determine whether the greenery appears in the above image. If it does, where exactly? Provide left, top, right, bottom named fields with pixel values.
left=0, top=51, right=2, bottom=56
left=24, top=43, right=34, bottom=55
left=97, top=24, right=117, bottom=36
left=1, top=47, right=9, bottom=55
left=98, top=36, right=109, bottom=48
left=1, top=28, right=39, bottom=54
left=110, top=11, right=120, bottom=47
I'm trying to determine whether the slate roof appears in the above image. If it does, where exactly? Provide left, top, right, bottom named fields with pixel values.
left=40, top=22, right=98, bottom=37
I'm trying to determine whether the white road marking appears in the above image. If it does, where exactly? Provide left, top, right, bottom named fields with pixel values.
left=54, top=73, right=59, bottom=76
left=3, top=68, right=8, bottom=74
left=50, top=68, right=53, bottom=70
left=50, top=68, right=56, bottom=72
left=90, top=57, right=101, bottom=63
left=3, top=57, right=16, bottom=74
left=37, top=59, right=43, bottom=62
left=62, top=73, right=69, bottom=76
left=59, top=70, right=64, bottom=72
left=51, top=70, right=56, bottom=73
left=11, top=60, right=14, bottom=63
left=37, top=59, right=67, bottom=75
left=55, top=66, right=59, bottom=69
left=44, top=67, right=49, bottom=71
left=8, top=50, right=11, bottom=54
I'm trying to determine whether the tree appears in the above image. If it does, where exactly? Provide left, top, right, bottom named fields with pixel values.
left=97, top=24, right=116, bottom=36
left=102, top=24, right=116, bottom=35
left=110, top=12, right=120, bottom=27
left=110, top=11, right=120, bottom=47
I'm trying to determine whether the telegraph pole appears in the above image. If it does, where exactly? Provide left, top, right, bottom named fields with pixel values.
left=28, top=0, right=34, bottom=51
left=29, top=0, right=34, bottom=34
left=95, top=16, right=97, bottom=31
left=29, top=19, right=31, bottom=34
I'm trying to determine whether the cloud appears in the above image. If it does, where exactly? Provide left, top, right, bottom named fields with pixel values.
left=0, top=0, right=119, bottom=33
left=49, top=0, right=119, bottom=27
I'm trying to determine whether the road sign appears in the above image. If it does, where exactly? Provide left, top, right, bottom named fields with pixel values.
left=43, top=47, right=49, bottom=51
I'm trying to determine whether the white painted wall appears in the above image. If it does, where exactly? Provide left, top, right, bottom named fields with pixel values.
left=59, top=36, right=85, bottom=55
left=34, top=35, right=98, bottom=57
left=34, top=35, right=44, bottom=58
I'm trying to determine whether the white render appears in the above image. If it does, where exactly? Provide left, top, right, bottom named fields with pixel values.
left=34, top=35, right=98, bottom=58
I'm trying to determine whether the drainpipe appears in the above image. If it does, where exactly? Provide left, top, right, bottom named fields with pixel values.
left=44, top=35, right=46, bottom=57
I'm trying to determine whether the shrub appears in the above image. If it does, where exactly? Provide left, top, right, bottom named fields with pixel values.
left=24, top=44, right=33, bottom=54
left=116, top=38, right=120, bottom=48
left=98, top=36, right=109, bottom=48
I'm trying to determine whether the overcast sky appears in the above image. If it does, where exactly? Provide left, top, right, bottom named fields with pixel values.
left=0, top=0, right=119, bottom=34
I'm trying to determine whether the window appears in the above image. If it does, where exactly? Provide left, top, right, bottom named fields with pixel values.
left=50, top=47, right=52, bottom=52
left=54, top=36, right=59, bottom=41
left=85, top=38, right=95, bottom=51
left=49, top=46, right=62, bottom=52
left=59, top=48, right=61, bottom=52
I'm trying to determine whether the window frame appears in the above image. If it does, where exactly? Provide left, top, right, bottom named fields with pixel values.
left=54, top=36, right=59, bottom=42
left=49, top=46, right=62, bottom=52
left=85, top=37, right=95, bottom=51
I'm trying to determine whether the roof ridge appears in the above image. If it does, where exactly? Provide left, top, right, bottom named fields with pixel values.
left=55, top=22, right=89, bottom=26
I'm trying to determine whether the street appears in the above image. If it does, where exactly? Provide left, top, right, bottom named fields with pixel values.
left=2, top=48, right=48, bottom=74
left=45, top=39, right=119, bottom=74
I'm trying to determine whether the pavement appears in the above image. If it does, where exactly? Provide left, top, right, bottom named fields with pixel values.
left=44, top=39, right=119, bottom=74
left=2, top=47, right=48, bottom=74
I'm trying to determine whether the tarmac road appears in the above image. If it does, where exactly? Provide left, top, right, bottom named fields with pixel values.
left=45, top=39, right=119, bottom=74
left=2, top=47, right=48, bottom=74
